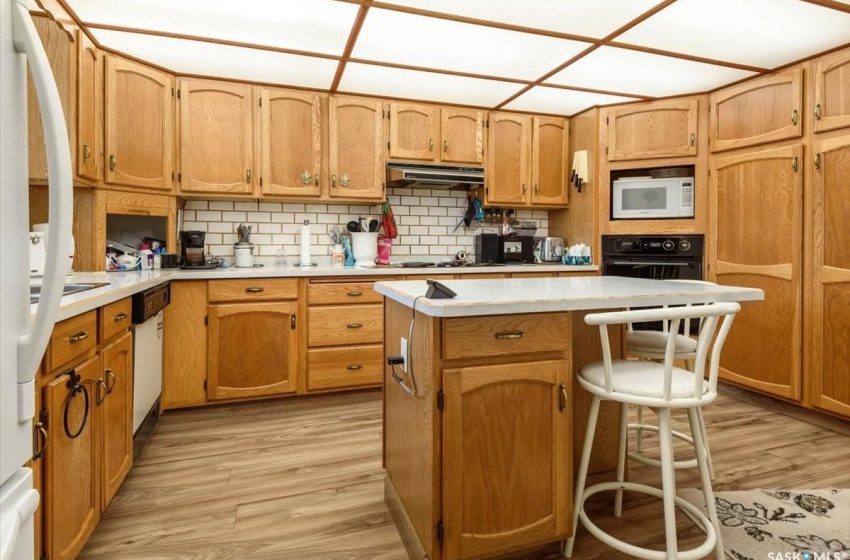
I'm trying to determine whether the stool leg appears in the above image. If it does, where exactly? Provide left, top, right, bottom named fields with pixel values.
left=696, top=407, right=715, bottom=481
left=688, top=407, right=723, bottom=559
left=614, top=402, right=629, bottom=517
left=635, top=405, right=644, bottom=452
left=657, top=408, right=679, bottom=560
left=563, top=395, right=601, bottom=558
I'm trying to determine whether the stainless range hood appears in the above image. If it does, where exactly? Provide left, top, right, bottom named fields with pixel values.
left=386, top=162, right=484, bottom=189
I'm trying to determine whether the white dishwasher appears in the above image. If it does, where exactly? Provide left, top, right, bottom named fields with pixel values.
left=131, top=282, right=170, bottom=460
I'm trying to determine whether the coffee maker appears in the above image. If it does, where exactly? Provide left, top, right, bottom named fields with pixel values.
left=180, top=230, right=214, bottom=269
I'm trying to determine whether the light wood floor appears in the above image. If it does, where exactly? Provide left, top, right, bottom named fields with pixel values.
left=80, top=390, right=850, bottom=560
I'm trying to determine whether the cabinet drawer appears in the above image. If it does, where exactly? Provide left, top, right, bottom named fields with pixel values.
left=99, top=297, right=132, bottom=341
left=47, top=310, right=98, bottom=371
left=443, top=312, right=571, bottom=360
left=308, top=304, right=383, bottom=347
left=208, top=279, right=298, bottom=302
left=308, top=281, right=383, bottom=305
left=307, top=345, right=383, bottom=391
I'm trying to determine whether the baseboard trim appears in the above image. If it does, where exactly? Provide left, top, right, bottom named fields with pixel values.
left=385, top=476, right=430, bottom=560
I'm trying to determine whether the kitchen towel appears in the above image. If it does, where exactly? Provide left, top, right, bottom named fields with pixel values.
left=300, top=220, right=312, bottom=266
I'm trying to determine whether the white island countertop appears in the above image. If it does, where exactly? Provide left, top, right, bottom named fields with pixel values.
left=374, top=276, right=764, bottom=318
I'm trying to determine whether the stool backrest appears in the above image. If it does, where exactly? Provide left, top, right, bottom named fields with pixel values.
left=624, top=280, right=718, bottom=336
left=585, top=302, right=740, bottom=402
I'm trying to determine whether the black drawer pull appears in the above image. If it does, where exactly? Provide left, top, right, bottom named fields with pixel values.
left=245, top=287, right=264, bottom=293
left=494, top=331, right=524, bottom=340
left=346, top=364, right=363, bottom=370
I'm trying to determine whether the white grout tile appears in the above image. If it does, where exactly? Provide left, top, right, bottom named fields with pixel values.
left=197, top=210, right=222, bottom=221
left=184, top=200, right=207, bottom=210
left=209, top=201, right=234, bottom=211
left=234, top=201, right=259, bottom=212
left=222, top=211, right=247, bottom=222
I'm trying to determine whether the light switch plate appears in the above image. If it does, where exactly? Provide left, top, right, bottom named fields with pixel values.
left=400, top=337, right=408, bottom=373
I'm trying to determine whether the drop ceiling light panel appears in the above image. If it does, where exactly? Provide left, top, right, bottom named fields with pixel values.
left=67, top=0, right=358, bottom=55
left=617, top=0, right=850, bottom=69
left=546, top=46, right=757, bottom=98
left=377, top=0, right=661, bottom=38
left=353, top=8, right=590, bottom=80
left=504, top=86, right=639, bottom=116
left=339, top=63, right=524, bottom=107
left=91, top=29, right=338, bottom=89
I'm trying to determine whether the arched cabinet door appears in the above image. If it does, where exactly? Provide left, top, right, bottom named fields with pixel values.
left=328, top=96, right=386, bottom=201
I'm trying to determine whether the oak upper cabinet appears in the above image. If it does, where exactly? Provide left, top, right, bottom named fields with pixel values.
left=441, top=107, right=485, bottom=164
left=810, top=135, right=850, bottom=417
left=328, top=96, right=386, bottom=200
left=76, top=32, right=101, bottom=183
left=100, top=331, right=133, bottom=508
left=179, top=79, right=254, bottom=195
left=43, top=356, right=101, bottom=560
left=812, top=49, right=850, bottom=133
left=531, top=116, right=569, bottom=207
left=709, top=67, right=802, bottom=152
left=389, top=102, right=436, bottom=161
left=607, top=98, right=697, bottom=160
left=260, top=88, right=323, bottom=197
left=709, top=144, right=803, bottom=401
left=104, top=55, right=174, bottom=190
left=443, top=360, right=571, bottom=559
left=486, top=112, right=531, bottom=206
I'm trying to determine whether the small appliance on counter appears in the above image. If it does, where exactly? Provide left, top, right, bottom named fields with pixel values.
left=541, top=237, right=565, bottom=262
left=179, top=230, right=217, bottom=269
left=475, top=233, right=534, bottom=264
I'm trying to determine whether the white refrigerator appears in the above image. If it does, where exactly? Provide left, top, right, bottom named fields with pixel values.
left=0, top=0, right=73, bottom=558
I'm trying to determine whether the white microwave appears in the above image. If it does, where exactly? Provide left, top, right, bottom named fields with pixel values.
left=612, top=176, right=694, bottom=219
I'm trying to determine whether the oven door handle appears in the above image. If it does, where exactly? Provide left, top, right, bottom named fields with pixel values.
left=609, top=261, right=692, bottom=267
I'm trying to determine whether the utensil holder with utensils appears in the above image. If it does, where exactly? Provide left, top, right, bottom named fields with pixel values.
left=351, top=232, right=379, bottom=266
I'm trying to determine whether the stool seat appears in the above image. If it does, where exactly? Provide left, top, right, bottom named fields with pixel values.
left=581, top=360, right=708, bottom=400
left=626, top=330, right=697, bottom=356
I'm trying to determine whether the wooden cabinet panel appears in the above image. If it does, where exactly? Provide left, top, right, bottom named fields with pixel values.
left=43, top=356, right=101, bottom=560
left=180, top=79, right=254, bottom=194
left=99, top=297, right=132, bottom=342
left=710, top=145, right=802, bottom=400
left=607, top=98, right=697, bottom=161
left=100, top=331, right=133, bottom=508
left=811, top=136, right=850, bottom=417
left=443, top=312, right=571, bottom=360
left=308, top=280, right=384, bottom=305
left=46, top=311, right=98, bottom=373
left=163, top=281, right=208, bottom=409
left=813, top=49, right=850, bottom=133
left=486, top=112, right=530, bottom=206
left=710, top=67, right=802, bottom=152
left=441, top=108, right=485, bottom=164
left=443, top=360, right=570, bottom=559
left=104, top=55, right=173, bottom=190
left=208, top=278, right=298, bottom=302
left=389, top=102, right=436, bottom=161
left=329, top=96, right=386, bottom=200
left=76, top=32, right=101, bottom=183
left=207, top=302, right=298, bottom=400
left=531, top=116, right=569, bottom=207
left=308, top=304, right=383, bottom=347
left=260, top=88, right=322, bottom=197
left=307, top=345, right=383, bottom=391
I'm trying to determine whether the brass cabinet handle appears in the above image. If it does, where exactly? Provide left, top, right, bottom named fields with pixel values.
left=521, top=183, right=526, bottom=195
left=95, top=378, right=108, bottom=405
left=32, top=422, right=48, bottom=460
left=332, top=174, right=337, bottom=188
left=314, top=172, right=319, bottom=186
left=83, top=143, right=91, bottom=162
left=791, top=156, right=799, bottom=172
left=558, top=383, right=568, bottom=412
left=245, top=287, right=264, bottom=293
left=105, top=367, right=116, bottom=394
left=291, top=314, right=296, bottom=329
left=69, top=331, right=90, bottom=343
left=534, top=184, right=539, bottom=195
left=814, top=153, right=822, bottom=170
left=443, top=139, right=448, bottom=152
left=494, top=331, right=524, bottom=339
left=689, top=133, right=695, bottom=147
left=791, top=110, right=798, bottom=125
left=429, top=138, right=434, bottom=151
left=113, top=312, right=127, bottom=322
left=347, top=290, right=363, bottom=297
left=109, top=154, right=116, bottom=171
left=346, top=364, right=363, bottom=370
left=300, top=170, right=312, bottom=185
left=346, top=322, right=363, bottom=329
left=814, top=103, right=822, bottom=120
left=246, top=169, right=252, bottom=183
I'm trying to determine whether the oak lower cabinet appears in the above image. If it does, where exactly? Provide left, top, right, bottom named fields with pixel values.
left=206, top=278, right=300, bottom=399
left=328, top=96, right=386, bottom=201
left=812, top=48, right=850, bottom=134
left=100, top=331, right=134, bottom=508
left=606, top=98, right=698, bottom=161
left=709, top=144, right=803, bottom=400
left=810, top=135, right=850, bottom=417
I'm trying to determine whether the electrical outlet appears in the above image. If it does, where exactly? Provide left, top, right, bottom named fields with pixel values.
left=400, top=337, right=408, bottom=373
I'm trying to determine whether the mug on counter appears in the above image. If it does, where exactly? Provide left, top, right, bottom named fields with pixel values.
left=160, top=254, right=185, bottom=269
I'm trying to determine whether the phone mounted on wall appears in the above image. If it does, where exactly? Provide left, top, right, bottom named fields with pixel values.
left=425, top=278, right=457, bottom=299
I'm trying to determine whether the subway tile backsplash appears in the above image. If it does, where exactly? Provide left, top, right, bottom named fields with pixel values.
left=181, top=187, right=548, bottom=264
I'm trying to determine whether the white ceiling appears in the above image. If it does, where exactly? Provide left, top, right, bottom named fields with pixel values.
left=65, top=0, right=850, bottom=116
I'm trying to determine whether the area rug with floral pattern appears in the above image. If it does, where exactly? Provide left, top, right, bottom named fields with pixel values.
left=680, top=488, right=850, bottom=560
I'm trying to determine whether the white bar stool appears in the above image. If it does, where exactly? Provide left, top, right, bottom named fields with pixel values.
left=626, top=280, right=717, bottom=479
left=563, top=303, right=740, bottom=560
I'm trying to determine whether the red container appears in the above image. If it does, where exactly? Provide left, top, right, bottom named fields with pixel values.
left=377, top=235, right=393, bottom=265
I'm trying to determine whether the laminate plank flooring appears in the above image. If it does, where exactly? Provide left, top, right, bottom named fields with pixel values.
left=80, top=390, right=850, bottom=560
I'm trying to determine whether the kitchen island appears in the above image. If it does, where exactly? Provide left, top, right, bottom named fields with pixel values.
left=374, top=276, right=763, bottom=560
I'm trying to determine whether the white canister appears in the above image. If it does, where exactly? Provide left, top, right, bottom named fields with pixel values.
left=234, top=243, right=255, bottom=268
left=350, top=232, right=379, bottom=266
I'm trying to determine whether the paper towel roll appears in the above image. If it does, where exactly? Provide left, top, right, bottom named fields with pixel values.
left=300, top=220, right=312, bottom=266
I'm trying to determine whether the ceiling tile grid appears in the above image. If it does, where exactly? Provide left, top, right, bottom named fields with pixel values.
left=503, top=85, right=640, bottom=115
